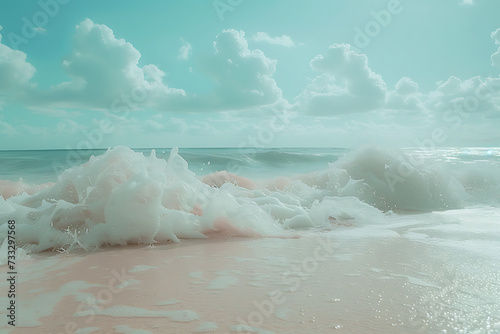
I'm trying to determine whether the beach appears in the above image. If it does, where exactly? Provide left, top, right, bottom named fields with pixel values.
left=2, top=209, right=500, bottom=333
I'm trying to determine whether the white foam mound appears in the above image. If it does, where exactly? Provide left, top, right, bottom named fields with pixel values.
left=0, top=145, right=479, bottom=255
left=273, top=146, right=469, bottom=213
left=332, top=146, right=468, bottom=211
left=0, top=147, right=293, bottom=253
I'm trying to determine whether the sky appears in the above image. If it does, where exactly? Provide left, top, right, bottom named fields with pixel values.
left=0, top=0, right=499, bottom=150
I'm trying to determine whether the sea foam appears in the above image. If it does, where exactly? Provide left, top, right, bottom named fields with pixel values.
left=0, top=146, right=497, bottom=255
left=0, top=147, right=287, bottom=253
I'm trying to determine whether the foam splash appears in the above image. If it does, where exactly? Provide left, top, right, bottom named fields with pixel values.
left=331, top=146, right=468, bottom=211
left=0, top=145, right=495, bottom=255
left=0, top=179, right=54, bottom=199
left=0, top=147, right=287, bottom=253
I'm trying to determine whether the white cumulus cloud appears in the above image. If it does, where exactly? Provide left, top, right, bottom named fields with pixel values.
left=37, top=19, right=185, bottom=110
left=297, top=44, right=386, bottom=115
left=24, top=23, right=281, bottom=113
left=386, top=77, right=423, bottom=111
left=427, top=76, right=500, bottom=115
left=0, top=25, right=36, bottom=100
left=177, top=38, right=192, bottom=60
left=252, top=32, right=296, bottom=47
left=196, top=29, right=282, bottom=110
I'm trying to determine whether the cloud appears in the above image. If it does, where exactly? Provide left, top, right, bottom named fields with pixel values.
left=252, top=32, right=296, bottom=47
left=459, top=0, right=474, bottom=5
left=36, top=19, right=185, bottom=110
left=8, top=19, right=494, bottom=124
left=32, top=108, right=82, bottom=117
left=0, top=120, right=51, bottom=139
left=177, top=38, right=192, bottom=60
left=144, top=119, right=165, bottom=131
left=492, top=28, right=500, bottom=68
left=196, top=29, right=282, bottom=110
left=55, top=118, right=83, bottom=135
left=21, top=23, right=280, bottom=113
left=493, top=28, right=500, bottom=44
left=385, top=28, right=500, bottom=116
left=394, top=77, right=419, bottom=96
left=0, top=120, right=20, bottom=137
left=0, top=26, right=36, bottom=99
left=297, top=44, right=386, bottom=115
left=140, top=117, right=188, bottom=133
left=296, top=38, right=499, bottom=118
left=386, top=77, right=423, bottom=111
left=426, top=76, right=500, bottom=115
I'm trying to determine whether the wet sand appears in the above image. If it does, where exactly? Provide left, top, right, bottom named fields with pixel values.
left=1, top=228, right=500, bottom=334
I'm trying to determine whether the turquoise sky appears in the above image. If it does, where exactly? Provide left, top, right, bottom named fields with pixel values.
left=0, top=0, right=499, bottom=149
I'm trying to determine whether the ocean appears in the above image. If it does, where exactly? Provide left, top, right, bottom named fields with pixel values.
left=1, top=146, right=499, bottom=333
left=0, top=147, right=351, bottom=183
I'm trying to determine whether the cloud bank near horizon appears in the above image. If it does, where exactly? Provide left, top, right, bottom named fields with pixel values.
left=0, top=17, right=499, bottom=149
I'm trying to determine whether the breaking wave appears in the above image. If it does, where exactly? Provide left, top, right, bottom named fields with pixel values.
left=0, top=146, right=498, bottom=254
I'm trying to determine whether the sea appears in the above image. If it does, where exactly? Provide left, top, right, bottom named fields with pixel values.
left=1, top=145, right=500, bottom=249
left=0, top=146, right=500, bottom=333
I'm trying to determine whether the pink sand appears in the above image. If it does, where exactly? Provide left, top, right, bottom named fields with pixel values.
left=1, top=233, right=498, bottom=333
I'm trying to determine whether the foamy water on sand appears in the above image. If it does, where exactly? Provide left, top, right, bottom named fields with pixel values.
left=0, top=146, right=499, bottom=333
